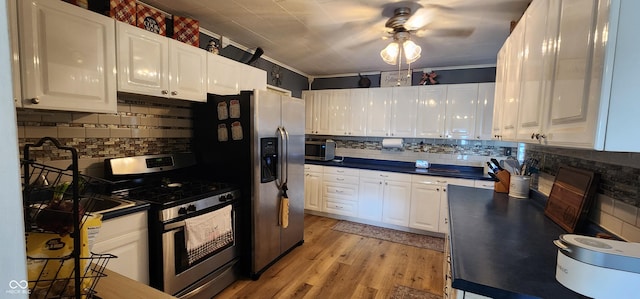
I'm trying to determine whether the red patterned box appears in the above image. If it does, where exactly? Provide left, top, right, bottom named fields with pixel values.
left=110, top=0, right=136, bottom=25
left=137, top=3, right=167, bottom=36
left=173, top=16, right=200, bottom=47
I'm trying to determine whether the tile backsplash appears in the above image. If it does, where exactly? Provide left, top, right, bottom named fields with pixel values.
left=308, top=136, right=518, bottom=167
left=525, top=144, right=640, bottom=242
left=17, top=96, right=194, bottom=177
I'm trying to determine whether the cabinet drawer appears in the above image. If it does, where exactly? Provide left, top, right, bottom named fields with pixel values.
left=323, top=166, right=359, bottom=176
left=324, top=199, right=357, bottom=216
left=359, top=169, right=411, bottom=181
left=474, top=180, right=495, bottom=190
left=324, top=174, right=359, bottom=185
left=323, top=182, right=358, bottom=200
left=304, top=164, right=323, bottom=173
left=95, top=211, right=147, bottom=244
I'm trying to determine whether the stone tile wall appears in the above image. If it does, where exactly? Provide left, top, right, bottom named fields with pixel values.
left=17, top=96, right=194, bottom=177
left=525, top=144, right=640, bottom=241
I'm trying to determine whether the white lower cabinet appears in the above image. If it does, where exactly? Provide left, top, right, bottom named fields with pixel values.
left=410, top=176, right=474, bottom=234
left=92, top=211, right=149, bottom=284
left=358, top=176, right=384, bottom=221
left=304, top=165, right=324, bottom=212
left=359, top=170, right=412, bottom=227
left=322, top=167, right=359, bottom=217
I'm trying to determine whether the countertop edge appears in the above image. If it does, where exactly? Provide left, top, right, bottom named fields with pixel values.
left=100, top=201, right=151, bottom=221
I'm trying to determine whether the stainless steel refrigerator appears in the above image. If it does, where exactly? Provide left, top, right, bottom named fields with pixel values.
left=192, top=89, right=305, bottom=279
left=250, top=89, right=305, bottom=277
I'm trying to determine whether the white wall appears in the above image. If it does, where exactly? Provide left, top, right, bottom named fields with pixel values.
left=0, top=0, right=28, bottom=297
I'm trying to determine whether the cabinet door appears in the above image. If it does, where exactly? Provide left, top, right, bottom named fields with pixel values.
left=475, top=83, right=495, bottom=140
left=382, top=180, right=412, bottom=227
left=358, top=177, right=384, bottom=221
left=416, top=85, right=447, bottom=138
left=8, top=0, right=21, bottom=108
left=492, top=44, right=507, bottom=140
left=314, top=91, right=332, bottom=135
left=349, top=89, right=369, bottom=136
left=303, top=91, right=316, bottom=134
left=329, top=89, right=349, bottom=135
left=207, top=53, right=239, bottom=95
left=410, top=182, right=441, bottom=232
left=501, top=21, right=526, bottom=141
left=169, top=39, right=206, bottom=101
left=545, top=0, right=599, bottom=147
left=304, top=171, right=323, bottom=211
left=238, top=63, right=266, bottom=92
left=20, top=0, right=117, bottom=113
left=517, top=0, right=553, bottom=142
left=367, top=87, right=392, bottom=136
left=445, top=84, right=478, bottom=139
left=390, top=86, right=418, bottom=137
left=117, top=22, right=168, bottom=97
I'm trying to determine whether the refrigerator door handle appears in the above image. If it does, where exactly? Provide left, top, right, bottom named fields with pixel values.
left=276, top=126, right=287, bottom=189
left=282, top=126, right=290, bottom=185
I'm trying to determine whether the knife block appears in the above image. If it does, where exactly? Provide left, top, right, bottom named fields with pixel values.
left=494, top=170, right=511, bottom=193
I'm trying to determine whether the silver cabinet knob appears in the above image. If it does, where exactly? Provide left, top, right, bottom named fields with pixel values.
left=161, top=90, right=169, bottom=95
left=171, top=91, right=178, bottom=96
left=29, top=98, right=40, bottom=104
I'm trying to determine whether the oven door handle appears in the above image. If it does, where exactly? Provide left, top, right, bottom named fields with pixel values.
left=164, top=220, right=186, bottom=231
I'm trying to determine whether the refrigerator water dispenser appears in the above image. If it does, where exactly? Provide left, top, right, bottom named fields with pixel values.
left=260, top=137, right=278, bottom=183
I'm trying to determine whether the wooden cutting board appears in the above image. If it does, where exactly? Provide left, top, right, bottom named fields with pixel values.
left=544, top=165, right=600, bottom=233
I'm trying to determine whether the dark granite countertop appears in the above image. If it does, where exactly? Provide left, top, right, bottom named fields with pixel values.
left=447, top=186, right=585, bottom=299
left=305, top=157, right=493, bottom=181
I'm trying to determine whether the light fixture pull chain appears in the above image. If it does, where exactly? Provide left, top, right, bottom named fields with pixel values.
left=397, top=47, right=403, bottom=86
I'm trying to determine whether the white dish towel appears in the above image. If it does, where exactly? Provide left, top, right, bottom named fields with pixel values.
left=184, top=205, right=233, bottom=264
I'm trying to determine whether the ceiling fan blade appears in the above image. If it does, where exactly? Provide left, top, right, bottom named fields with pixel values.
left=415, top=27, right=475, bottom=38
left=404, top=7, right=435, bottom=31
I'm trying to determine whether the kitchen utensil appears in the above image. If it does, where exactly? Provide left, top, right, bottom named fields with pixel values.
left=544, top=166, right=600, bottom=232
left=486, top=161, right=499, bottom=173
left=488, top=172, right=500, bottom=182
left=493, top=170, right=510, bottom=193
left=503, top=159, right=521, bottom=175
left=491, top=158, right=504, bottom=171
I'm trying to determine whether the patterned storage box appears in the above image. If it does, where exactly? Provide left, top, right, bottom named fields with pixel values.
left=173, top=16, right=200, bottom=47
left=137, top=2, right=167, bottom=36
left=110, top=0, right=136, bottom=25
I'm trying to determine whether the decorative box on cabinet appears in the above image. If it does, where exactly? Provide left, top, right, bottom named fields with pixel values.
left=18, top=0, right=117, bottom=113
left=92, top=211, right=149, bottom=284
left=304, top=164, right=323, bottom=212
left=117, top=22, right=206, bottom=102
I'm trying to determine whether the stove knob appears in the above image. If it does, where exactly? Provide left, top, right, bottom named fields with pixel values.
left=187, top=204, right=196, bottom=212
left=178, top=207, right=187, bottom=215
left=225, top=194, right=234, bottom=200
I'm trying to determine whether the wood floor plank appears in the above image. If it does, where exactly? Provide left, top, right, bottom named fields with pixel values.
left=215, top=214, right=444, bottom=299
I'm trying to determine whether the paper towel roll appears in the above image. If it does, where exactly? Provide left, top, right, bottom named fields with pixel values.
left=382, top=138, right=403, bottom=149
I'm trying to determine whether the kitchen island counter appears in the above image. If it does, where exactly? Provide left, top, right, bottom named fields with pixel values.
left=447, top=186, right=583, bottom=298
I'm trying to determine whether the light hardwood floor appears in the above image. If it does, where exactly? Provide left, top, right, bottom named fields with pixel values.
left=216, top=214, right=444, bottom=298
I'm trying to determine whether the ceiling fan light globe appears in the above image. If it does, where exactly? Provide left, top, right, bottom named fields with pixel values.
left=403, top=40, right=422, bottom=63
left=380, top=42, right=400, bottom=65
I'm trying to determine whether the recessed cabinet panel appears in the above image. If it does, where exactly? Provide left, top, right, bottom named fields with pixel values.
left=367, top=87, right=392, bottom=136
left=117, top=21, right=168, bottom=94
left=409, top=182, right=441, bottom=232
left=391, top=87, right=418, bottom=137
left=445, top=83, right=478, bottom=139
left=493, top=44, right=507, bottom=140
left=19, top=0, right=116, bottom=113
left=475, top=83, right=495, bottom=140
left=169, top=39, right=206, bottom=101
left=501, top=21, right=525, bottom=141
left=207, top=54, right=239, bottom=95
left=416, top=85, right=447, bottom=138
left=348, top=89, right=369, bottom=136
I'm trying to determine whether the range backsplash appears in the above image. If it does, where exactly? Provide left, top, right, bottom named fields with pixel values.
left=16, top=96, right=194, bottom=176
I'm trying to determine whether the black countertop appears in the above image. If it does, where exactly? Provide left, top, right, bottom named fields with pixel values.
left=305, top=157, right=493, bottom=181
left=447, top=186, right=585, bottom=299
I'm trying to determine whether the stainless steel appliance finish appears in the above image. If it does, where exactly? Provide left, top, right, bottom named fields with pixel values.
left=304, top=139, right=336, bottom=161
left=251, top=90, right=305, bottom=276
left=105, top=154, right=240, bottom=299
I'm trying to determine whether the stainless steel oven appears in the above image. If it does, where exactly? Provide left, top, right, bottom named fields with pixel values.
left=105, top=154, right=242, bottom=298
left=162, top=201, right=239, bottom=298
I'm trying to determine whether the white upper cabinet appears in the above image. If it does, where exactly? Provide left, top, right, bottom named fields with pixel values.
left=207, top=53, right=239, bottom=95
left=501, top=20, right=526, bottom=141
left=348, top=89, right=369, bottom=136
left=492, top=44, right=507, bottom=140
left=516, top=0, right=556, bottom=142
left=367, top=87, right=393, bottom=136
left=303, top=90, right=331, bottom=135
left=475, top=83, right=495, bottom=140
left=445, top=83, right=478, bottom=139
left=328, top=89, right=350, bottom=135
left=19, top=0, right=117, bottom=113
left=117, top=22, right=206, bottom=102
left=390, top=86, right=419, bottom=137
left=303, top=91, right=315, bottom=134
left=168, top=39, right=206, bottom=101
left=237, top=63, right=267, bottom=92
left=416, top=85, right=447, bottom=138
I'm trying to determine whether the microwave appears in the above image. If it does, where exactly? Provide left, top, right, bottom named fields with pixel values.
left=305, top=140, right=336, bottom=161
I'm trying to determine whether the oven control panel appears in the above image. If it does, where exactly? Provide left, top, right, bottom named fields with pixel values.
left=160, top=189, right=240, bottom=222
